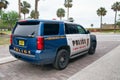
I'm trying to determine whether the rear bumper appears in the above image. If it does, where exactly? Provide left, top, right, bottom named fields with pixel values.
left=9, top=49, right=54, bottom=65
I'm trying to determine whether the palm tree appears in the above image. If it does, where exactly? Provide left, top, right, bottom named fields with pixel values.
left=0, top=0, right=9, bottom=10
left=97, top=7, right=107, bottom=31
left=18, top=0, right=21, bottom=19
left=64, top=0, right=73, bottom=20
left=111, top=2, right=120, bottom=32
left=30, top=10, right=39, bottom=19
left=35, top=0, right=39, bottom=19
left=21, top=1, right=31, bottom=19
left=57, top=8, right=65, bottom=20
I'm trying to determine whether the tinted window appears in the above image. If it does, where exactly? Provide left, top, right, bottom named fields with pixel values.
left=13, top=24, right=39, bottom=37
left=65, top=24, right=86, bottom=34
left=77, top=25, right=86, bottom=34
left=44, top=23, right=59, bottom=35
left=65, top=24, right=79, bottom=34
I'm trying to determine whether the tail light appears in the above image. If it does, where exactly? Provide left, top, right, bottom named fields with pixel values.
left=37, top=36, right=44, bottom=50
left=10, top=35, right=12, bottom=44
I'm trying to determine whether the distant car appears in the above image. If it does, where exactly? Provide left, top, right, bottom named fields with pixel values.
left=9, top=20, right=97, bottom=70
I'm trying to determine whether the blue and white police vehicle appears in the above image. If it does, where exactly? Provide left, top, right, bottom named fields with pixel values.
left=9, top=20, right=97, bottom=70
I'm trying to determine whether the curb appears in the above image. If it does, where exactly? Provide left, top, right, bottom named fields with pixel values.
left=0, top=56, right=17, bottom=65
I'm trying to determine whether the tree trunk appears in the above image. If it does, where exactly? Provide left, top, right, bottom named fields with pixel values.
left=114, top=11, right=117, bottom=33
left=35, top=0, right=39, bottom=19
left=100, top=16, right=102, bottom=32
left=24, top=14, right=25, bottom=20
left=0, top=10, right=1, bottom=18
left=67, top=7, right=69, bottom=20
left=18, top=0, right=21, bottom=20
left=60, top=17, right=62, bottom=20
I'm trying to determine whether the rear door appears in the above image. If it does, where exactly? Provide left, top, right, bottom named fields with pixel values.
left=65, top=23, right=90, bottom=56
left=12, top=21, right=40, bottom=55
left=42, top=22, right=66, bottom=52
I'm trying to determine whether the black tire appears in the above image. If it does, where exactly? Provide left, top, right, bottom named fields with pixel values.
left=88, top=42, right=96, bottom=55
left=53, top=49, right=70, bottom=70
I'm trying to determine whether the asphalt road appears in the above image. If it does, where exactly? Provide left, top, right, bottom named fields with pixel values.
left=0, top=34, right=120, bottom=80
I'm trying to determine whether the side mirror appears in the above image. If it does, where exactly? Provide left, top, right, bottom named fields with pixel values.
left=86, top=30, right=90, bottom=34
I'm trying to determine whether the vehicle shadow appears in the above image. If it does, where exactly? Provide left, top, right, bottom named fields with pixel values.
left=14, top=53, right=88, bottom=71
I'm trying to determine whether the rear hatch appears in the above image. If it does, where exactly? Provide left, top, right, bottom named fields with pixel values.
left=12, top=20, right=40, bottom=55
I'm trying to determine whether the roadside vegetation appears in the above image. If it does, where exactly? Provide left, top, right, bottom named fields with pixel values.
left=87, top=28, right=120, bottom=33
left=0, top=31, right=11, bottom=45
left=0, top=37, right=9, bottom=45
left=0, top=31, right=11, bottom=35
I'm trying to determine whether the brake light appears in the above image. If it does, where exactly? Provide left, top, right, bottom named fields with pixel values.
left=37, top=36, right=44, bottom=50
left=10, top=35, right=12, bottom=44
left=19, top=20, right=27, bottom=22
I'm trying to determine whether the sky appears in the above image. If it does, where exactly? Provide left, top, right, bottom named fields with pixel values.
left=4, top=0, right=120, bottom=28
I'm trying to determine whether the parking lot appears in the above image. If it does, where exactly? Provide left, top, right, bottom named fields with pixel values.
left=0, top=34, right=120, bottom=80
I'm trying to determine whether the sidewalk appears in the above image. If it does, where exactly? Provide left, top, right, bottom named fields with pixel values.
left=0, top=45, right=11, bottom=58
left=68, top=45, right=120, bottom=80
left=0, top=45, right=17, bottom=64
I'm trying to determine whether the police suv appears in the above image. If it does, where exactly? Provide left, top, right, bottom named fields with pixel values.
left=9, top=20, right=97, bottom=70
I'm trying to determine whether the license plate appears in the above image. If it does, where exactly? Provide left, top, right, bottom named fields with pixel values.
left=19, top=40, right=24, bottom=46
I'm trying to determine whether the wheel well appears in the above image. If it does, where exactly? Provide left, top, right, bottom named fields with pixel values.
left=53, top=46, right=70, bottom=64
left=57, top=46, right=70, bottom=54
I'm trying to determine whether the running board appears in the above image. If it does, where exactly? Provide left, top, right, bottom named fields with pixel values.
left=70, top=50, right=88, bottom=59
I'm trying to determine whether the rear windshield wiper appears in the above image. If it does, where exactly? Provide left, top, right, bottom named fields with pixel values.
left=27, top=35, right=34, bottom=37
left=28, top=31, right=35, bottom=37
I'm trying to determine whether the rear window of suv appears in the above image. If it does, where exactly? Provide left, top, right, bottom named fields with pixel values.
left=13, top=23, right=39, bottom=37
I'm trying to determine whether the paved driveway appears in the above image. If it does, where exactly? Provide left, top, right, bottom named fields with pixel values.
left=0, top=34, right=120, bottom=80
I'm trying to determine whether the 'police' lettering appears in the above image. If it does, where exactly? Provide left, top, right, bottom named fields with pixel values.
left=72, top=39, right=88, bottom=46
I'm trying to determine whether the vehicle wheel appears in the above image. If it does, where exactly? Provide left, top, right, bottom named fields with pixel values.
left=53, top=49, right=70, bottom=70
left=88, top=42, right=96, bottom=55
